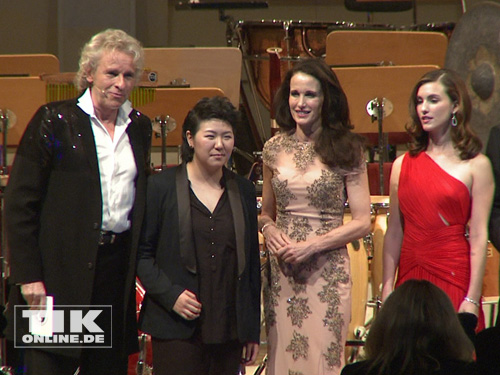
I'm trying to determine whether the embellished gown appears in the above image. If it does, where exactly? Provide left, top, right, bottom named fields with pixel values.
left=396, top=152, right=485, bottom=329
left=262, top=133, right=358, bottom=375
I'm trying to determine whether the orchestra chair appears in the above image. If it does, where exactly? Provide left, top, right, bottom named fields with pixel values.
left=143, top=47, right=241, bottom=107
left=0, top=54, right=59, bottom=77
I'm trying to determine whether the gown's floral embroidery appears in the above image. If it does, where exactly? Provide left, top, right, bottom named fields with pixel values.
left=262, top=132, right=353, bottom=375
left=271, top=177, right=295, bottom=234
left=307, top=169, right=344, bottom=213
left=288, top=274, right=308, bottom=295
left=264, top=256, right=282, bottom=331
left=280, top=133, right=298, bottom=154
left=306, top=169, right=345, bottom=236
left=289, top=216, right=313, bottom=242
left=276, top=213, right=292, bottom=235
left=287, top=296, right=312, bottom=328
left=316, top=217, right=336, bottom=236
left=293, top=143, right=316, bottom=171
left=286, top=331, right=309, bottom=360
left=263, top=133, right=315, bottom=172
left=262, top=134, right=282, bottom=167
left=324, top=342, right=344, bottom=369
left=272, top=178, right=297, bottom=211
left=319, top=252, right=349, bottom=369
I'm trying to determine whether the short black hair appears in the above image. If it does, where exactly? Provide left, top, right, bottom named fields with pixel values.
left=181, top=96, right=240, bottom=162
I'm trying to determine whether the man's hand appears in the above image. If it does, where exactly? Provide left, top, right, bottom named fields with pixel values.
left=20, top=281, right=47, bottom=309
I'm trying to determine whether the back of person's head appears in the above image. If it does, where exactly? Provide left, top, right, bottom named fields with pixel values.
left=365, top=279, right=474, bottom=375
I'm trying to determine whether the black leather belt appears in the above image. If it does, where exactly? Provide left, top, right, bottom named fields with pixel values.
left=98, top=230, right=127, bottom=246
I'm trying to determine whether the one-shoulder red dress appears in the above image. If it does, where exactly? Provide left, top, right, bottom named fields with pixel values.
left=396, top=152, right=484, bottom=330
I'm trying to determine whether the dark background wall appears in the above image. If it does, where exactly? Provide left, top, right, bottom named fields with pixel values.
left=0, top=0, right=481, bottom=71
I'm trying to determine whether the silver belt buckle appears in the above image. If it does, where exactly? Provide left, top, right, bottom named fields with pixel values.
left=98, top=231, right=116, bottom=245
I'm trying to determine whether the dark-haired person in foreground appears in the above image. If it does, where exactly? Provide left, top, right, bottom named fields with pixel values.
left=341, top=279, right=475, bottom=375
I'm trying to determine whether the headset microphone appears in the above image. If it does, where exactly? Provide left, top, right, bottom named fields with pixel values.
left=93, top=85, right=108, bottom=98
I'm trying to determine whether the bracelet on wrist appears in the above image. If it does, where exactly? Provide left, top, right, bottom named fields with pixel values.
left=260, top=222, right=276, bottom=234
left=464, top=296, right=480, bottom=307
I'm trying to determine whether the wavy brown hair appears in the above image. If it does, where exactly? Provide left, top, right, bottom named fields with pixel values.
left=365, top=279, right=474, bottom=375
left=407, top=68, right=481, bottom=159
left=274, top=58, right=365, bottom=170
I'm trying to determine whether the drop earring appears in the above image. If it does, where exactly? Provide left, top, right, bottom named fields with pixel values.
left=451, top=113, right=458, bottom=127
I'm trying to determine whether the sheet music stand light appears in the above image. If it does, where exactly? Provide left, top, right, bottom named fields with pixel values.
left=334, top=65, right=438, bottom=194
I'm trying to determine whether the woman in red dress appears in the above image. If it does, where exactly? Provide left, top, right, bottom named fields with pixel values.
left=382, top=69, right=494, bottom=331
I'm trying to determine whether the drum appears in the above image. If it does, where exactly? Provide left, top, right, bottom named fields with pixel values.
left=483, top=241, right=499, bottom=298
left=482, top=241, right=499, bottom=327
left=235, top=20, right=394, bottom=110
left=369, top=196, right=390, bottom=300
left=343, top=206, right=369, bottom=344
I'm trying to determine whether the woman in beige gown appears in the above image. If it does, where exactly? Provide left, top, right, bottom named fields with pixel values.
left=259, top=58, right=371, bottom=375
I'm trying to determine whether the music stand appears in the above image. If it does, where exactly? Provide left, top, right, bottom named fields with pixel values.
left=333, top=65, right=439, bottom=194
left=0, top=78, right=46, bottom=146
left=143, top=48, right=241, bottom=107
left=325, top=30, right=448, bottom=68
left=135, top=87, right=225, bottom=166
left=326, top=28, right=446, bottom=193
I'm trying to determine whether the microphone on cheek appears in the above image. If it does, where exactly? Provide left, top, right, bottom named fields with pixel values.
left=93, top=85, right=108, bottom=98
